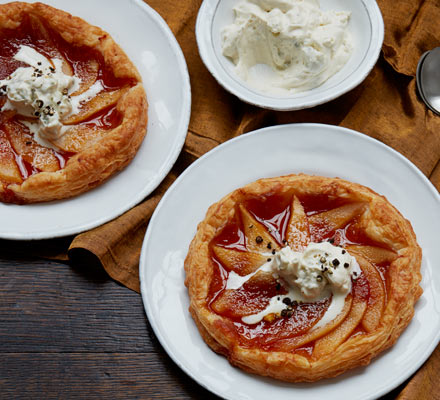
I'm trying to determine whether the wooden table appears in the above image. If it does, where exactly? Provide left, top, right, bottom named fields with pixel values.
left=0, top=242, right=215, bottom=399
left=1, top=239, right=438, bottom=399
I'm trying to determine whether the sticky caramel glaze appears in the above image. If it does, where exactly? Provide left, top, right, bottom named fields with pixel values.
left=244, top=191, right=292, bottom=245
left=53, top=149, right=76, bottom=169
left=234, top=298, right=331, bottom=350
left=0, top=118, right=75, bottom=181
left=0, top=14, right=135, bottom=88
left=335, top=219, right=391, bottom=294
left=80, top=104, right=122, bottom=130
left=0, top=13, right=131, bottom=184
left=208, top=191, right=388, bottom=355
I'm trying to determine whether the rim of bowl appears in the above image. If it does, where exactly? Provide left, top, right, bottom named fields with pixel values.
left=196, top=0, right=384, bottom=111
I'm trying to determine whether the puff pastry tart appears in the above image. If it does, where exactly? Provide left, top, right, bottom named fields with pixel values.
left=185, top=174, right=422, bottom=382
left=0, top=2, right=148, bottom=203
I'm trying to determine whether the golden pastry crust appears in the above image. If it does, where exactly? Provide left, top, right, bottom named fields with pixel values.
left=184, top=174, right=422, bottom=382
left=0, top=2, right=148, bottom=203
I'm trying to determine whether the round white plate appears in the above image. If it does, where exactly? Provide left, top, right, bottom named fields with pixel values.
left=140, top=124, right=440, bottom=400
left=196, top=0, right=383, bottom=111
left=0, top=0, right=191, bottom=240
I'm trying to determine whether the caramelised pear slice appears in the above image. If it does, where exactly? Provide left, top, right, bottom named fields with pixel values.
left=28, top=14, right=73, bottom=76
left=50, top=124, right=108, bottom=153
left=313, top=284, right=367, bottom=358
left=253, top=298, right=333, bottom=343
left=286, top=195, right=310, bottom=251
left=309, top=202, right=367, bottom=240
left=356, top=256, right=385, bottom=332
left=0, top=129, right=22, bottom=183
left=63, top=88, right=127, bottom=125
left=211, top=271, right=278, bottom=318
left=70, top=59, right=99, bottom=96
left=239, top=205, right=280, bottom=253
left=212, top=245, right=267, bottom=275
left=4, top=120, right=59, bottom=172
left=346, top=244, right=397, bottom=265
left=268, top=295, right=352, bottom=351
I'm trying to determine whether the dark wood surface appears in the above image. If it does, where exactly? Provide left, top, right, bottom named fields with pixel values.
left=0, top=246, right=438, bottom=399
left=0, top=254, right=217, bottom=399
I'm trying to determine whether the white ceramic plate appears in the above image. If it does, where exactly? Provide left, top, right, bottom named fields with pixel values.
left=0, top=0, right=191, bottom=240
left=196, top=0, right=384, bottom=111
left=140, top=124, right=440, bottom=400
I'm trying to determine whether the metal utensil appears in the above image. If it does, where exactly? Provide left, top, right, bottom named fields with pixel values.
left=416, top=47, right=440, bottom=115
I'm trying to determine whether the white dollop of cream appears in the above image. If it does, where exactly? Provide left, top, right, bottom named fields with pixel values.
left=0, top=46, right=80, bottom=146
left=274, top=242, right=359, bottom=298
left=0, top=45, right=105, bottom=149
left=228, top=241, right=361, bottom=325
left=221, top=0, right=353, bottom=95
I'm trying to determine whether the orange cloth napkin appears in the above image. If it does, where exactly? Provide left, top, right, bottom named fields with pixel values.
left=67, top=0, right=440, bottom=293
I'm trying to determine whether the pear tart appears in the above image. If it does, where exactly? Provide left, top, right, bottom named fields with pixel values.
left=0, top=2, right=148, bottom=203
left=184, top=174, right=422, bottom=382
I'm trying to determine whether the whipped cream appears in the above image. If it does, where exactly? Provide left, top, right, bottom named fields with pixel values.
left=227, top=241, right=361, bottom=325
left=0, top=46, right=79, bottom=140
left=221, top=0, right=353, bottom=95
left=273, top=242, right=358, bottom=298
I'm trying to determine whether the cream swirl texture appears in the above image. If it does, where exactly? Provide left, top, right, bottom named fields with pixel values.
left=221, top=0, right=353, bottom=95
left=226, top=241, right=361, bottom=325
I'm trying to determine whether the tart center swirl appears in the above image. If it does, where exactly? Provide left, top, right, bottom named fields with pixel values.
left=228, top=242, right=361, bottom=325
left=208, top=191, right=392, bottom=350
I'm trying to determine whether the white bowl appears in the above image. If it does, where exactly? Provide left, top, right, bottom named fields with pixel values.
left=196, top=0, right=384, bottom=111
